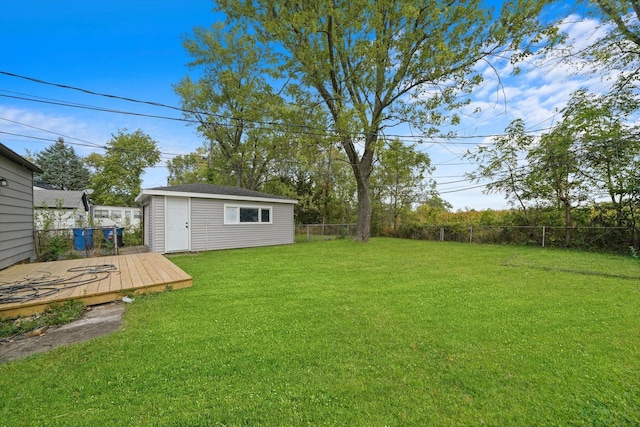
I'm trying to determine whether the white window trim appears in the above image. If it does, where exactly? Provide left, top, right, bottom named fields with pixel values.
left=224, top=204, right=273, bottom=225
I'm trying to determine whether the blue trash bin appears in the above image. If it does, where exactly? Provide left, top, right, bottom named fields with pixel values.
left=103, top=228, right=124, bottom=247
left=117, top=227, right=124, bottom=247
left=103, top=228, right=114, bottom=244
left=73, top=228, right=93, bottom=250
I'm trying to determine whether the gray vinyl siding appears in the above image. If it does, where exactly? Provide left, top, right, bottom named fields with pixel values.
left=143, top=202, right=151, bottom=248
left=150, top=196, right=165, bottom=253
left=190, top=198, right=294, bottom=251
left=0, top=156, right=35, bottom=270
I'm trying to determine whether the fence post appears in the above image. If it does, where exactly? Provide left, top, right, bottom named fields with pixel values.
left=33, top=230, right=40, bottom=258
left=306, top=225, right=310, bottom=242
left=113, top=226, right=118, bottom=255
left=440, top=227, right=444, bottom=242
left=542, top=226, right=546, bottom=248
left=469, top=226, right=473, bottom=243
left=84, top=227, right=90, bottom=258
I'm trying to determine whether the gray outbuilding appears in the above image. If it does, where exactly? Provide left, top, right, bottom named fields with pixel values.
left=0, top=143, right=43, bottom=270
left=135, top=184, right=298, bottom=253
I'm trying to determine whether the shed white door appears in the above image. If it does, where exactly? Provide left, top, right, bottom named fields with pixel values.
left=166, top=197, right=190, bottom=252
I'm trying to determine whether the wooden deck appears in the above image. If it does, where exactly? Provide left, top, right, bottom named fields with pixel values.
left=0, top=253, right=192, bottom=318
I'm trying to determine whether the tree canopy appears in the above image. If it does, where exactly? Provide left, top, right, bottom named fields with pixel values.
left=175, top=23, right=315, bottom=191
left=214, top=0, right=557, bottom=241
left=87, top=129, right=161, bottom=206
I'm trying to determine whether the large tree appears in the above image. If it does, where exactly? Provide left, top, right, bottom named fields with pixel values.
left=175, top=23, right=301, bottom=191
left=216, top=0, right=556, bottom=241
left=526, top=120, right=589, bottom=245
left=557, top=86, right=640, bottom=226
left=87, top=129, right=161, bottom=206
left=34, top=137, right=91, bottom=190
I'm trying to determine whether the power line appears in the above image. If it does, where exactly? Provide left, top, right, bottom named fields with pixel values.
left=0, top=71, right=338, bottom=137
left=0, top=130, right=187, bottom=160
left=0, top=131, right=103, bottom=148
left=1, top=70, right=555, bottom=143
left=438, top=182, right=492, bottom=194
left=0, top=117, right=104, bottom=149
left=0, top=71, right=187, bottom=113
left=0, top=94, right=195, bottom=124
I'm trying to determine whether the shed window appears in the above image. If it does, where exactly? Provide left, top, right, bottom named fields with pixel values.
left=225, top=206, right=238, bottom=224
left=94, top=209, right=109, bottom=218
left=225, top=205, right=272, bottom=224
left=240, top=207, right=259, bottom=223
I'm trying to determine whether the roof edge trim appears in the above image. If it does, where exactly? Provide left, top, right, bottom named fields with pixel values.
left=135, top=189, right=298, bottom=204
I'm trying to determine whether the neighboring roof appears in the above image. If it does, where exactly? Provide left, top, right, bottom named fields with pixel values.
left=91, top=204, right=141, bottom=211
left=135, top=184, right=298, bottom=204
left=33, top=189, right=90, bottom=211
left=33, top=181, right=58, bottom=190
left=0, top=142, right=43, bottom=173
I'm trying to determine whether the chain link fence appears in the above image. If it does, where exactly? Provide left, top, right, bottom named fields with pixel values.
left=297, top=223, right=638, bottom=252
left=34, top=226, right=135, bottom=261
left=295, top=224, right=357, bottom=242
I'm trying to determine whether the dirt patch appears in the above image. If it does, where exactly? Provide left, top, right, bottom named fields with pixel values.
left=0, top=302, right=125, bottom=364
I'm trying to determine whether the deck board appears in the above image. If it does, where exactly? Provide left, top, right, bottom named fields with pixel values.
left=0, top=253, right=192, bottom=318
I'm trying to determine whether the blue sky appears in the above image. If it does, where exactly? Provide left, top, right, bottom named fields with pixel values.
left=0, top=1, right=614, bottom=210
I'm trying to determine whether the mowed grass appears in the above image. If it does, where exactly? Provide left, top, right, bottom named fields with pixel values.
left=1, top=238, right=639, bottom=425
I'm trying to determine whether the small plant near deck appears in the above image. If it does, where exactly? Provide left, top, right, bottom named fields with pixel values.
left=36, top=233, right=73, bottom=262
left=0, top=300, right=84, bottom=340
left=35, top=200, right=74, bottom=261
left=124, top=218, right=142, bottom=246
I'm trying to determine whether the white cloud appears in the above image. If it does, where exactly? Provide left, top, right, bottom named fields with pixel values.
left=0, top=106, right=100, bottom=155
left=0, top=104, right=203, bottom=190
left=426, top=12, right=626, bottom=210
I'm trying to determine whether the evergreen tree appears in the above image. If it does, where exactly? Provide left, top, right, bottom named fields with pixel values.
left=34, top=138, right=91, bottom=190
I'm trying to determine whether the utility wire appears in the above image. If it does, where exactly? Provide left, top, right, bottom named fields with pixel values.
left=0, top=94, right=196, bottom=124
left=1, top=70, right=555, bottom=142
left=0, top=117, right=105, bottom=149
left=0, top=130, right=185, bottom=158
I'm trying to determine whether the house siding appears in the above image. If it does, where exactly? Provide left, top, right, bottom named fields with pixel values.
left=0, top=155, right=36, bottom=270
left=33, top=208, right=84, bottom=230
left=136, top=185, right=297, bottom=254
left=91, top=205, right=141, bottom=228
left=143, top=202, right=151, bottom=248
left=190, top=198, right=294, bottom=251
left=150, top=196, right=165, bottom=253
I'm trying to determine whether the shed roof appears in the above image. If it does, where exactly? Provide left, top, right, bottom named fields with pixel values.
left=135, top=184, right=298, bottom=204
left=33, top=189, right=90, bottom=211
left=0, top=142, right=43, bottom=173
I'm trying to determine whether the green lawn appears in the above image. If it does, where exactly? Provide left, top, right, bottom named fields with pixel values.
left=1, top=238, right=639, bottom=425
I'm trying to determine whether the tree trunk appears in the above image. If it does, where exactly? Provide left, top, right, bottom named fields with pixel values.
left=564, top=200, right=572, bottom=246
left=354, top=177, right=371, bottom=242
left=347, top=137, right=375, bottom=242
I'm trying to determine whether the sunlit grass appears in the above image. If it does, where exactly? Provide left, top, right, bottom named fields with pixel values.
left=1, top=238, right=638, bottom=425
